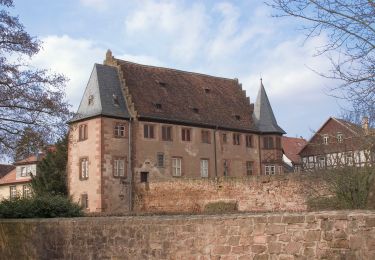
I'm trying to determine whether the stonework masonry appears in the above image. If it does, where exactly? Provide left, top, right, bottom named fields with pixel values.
left=1, top=211, right=375, bottom=259
left=133, top=175, right=326, bottom=214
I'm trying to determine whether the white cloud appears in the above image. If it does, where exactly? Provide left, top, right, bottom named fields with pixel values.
left=31, top=35, right=161, bottom=110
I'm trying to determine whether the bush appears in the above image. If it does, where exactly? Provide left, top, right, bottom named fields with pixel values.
left=307, top=166, right=375, bottom=210
left=204, top=201, right=238, bottom=214
left=0, top=195, right=83, bottom=218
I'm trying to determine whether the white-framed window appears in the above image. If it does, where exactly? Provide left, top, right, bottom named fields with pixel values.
left=323, top=134, right=329, bottom=145
left=318, top=156, right=326, bottom=168
left=172, top=157, right=182, bottom=177
left=113, top=158, right=125, bottom=177
left=265, top=165, right=276, bottom=175
left=200, top=159, right=209, bottom=178
left=114, top=124, right=125, bottom=137
left=157, top=153, right=164, bottom=167
left=20, top=166, right=27, bottom=177
left=80, top=158, right=89, bottom=180
left=22, top=185, right=31, bottom=198
left=337, top=133, right=343, bottom=143
left=9, top=185, right=17, bottom=199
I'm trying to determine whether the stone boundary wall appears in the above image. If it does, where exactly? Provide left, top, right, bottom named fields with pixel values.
left=134, top=175, right=327, bottom=213
left=1, top=211, right=375, bottom=259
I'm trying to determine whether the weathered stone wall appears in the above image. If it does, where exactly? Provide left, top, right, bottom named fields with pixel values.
left=0, top=211, right=374, bottom=259
left=134, top=175, right=325, bottom=213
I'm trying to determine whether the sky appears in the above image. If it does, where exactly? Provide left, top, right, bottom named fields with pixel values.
left=11, top=0, right=347, bottom=139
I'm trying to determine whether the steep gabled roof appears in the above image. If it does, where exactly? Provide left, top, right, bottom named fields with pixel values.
left=116, top=59, right=256, bottom=131
left=70, top=64, right=130, bottom=123
left=0, top=164, right=15, bottom=179
left=253, top=80, right=285, bottom=134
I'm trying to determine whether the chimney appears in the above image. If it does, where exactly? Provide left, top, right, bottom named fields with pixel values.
left=362, top=116, right=369, bottom=134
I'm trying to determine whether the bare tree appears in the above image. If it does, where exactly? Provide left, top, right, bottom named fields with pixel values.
left=268, top=0, right=375, bottom=124
left=0, top=0, right=70, bottom=158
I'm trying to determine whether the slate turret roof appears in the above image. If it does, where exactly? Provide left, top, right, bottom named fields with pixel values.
left=253, top=80, right=286, bottom=134
left=70, top=64, right=130, bottom=123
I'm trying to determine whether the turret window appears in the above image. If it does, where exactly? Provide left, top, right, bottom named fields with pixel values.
left=88, top=95, right=94, bottom=105
left=79, top=124, right=88, bottom=141
left=263, top=136, right=274, bottom=149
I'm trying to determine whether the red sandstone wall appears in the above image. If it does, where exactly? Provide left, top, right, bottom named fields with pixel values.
left=134, top=175, right=325, bottom=213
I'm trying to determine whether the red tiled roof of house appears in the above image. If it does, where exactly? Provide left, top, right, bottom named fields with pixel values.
left=117, top=59, right=257, bottom=131
left=282, top=136, right=307, bottom=164
left=0, top=164, right=15, bottom=179
left=0, top=169, right=31, bottom=186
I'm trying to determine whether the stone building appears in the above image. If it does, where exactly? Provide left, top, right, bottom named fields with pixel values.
left=67, top=51, right=285, bottom=213
left=299, top=117, right=374, bottom=171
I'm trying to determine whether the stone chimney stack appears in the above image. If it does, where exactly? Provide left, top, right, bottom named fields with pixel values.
left=362, top=116, right=369, bottom=134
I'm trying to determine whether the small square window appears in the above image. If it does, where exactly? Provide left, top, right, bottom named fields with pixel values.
left=246, top=135, right=253, bottom=147
left=233, top=133, right=241, bottom=145
left=114, top=124, right=125, bottom=137
left=144, top=124, right=155, bottom=139
left=182, top=128, right=191, bottom=142
left=265, top=165, right=276, bottom=175
left=201, top=130, right=211, bottom=144
left=162, top=126, right=173, bottom=141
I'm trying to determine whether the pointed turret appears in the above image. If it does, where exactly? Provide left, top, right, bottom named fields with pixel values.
left=253, top=79, right=285, bottom=134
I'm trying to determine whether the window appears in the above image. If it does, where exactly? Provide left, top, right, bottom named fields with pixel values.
left=276, top=136, right=281, bottom=149
left=113, top=94, right=119, bottom=106
left=246, top=135, right=253, bottom=147
left=162, top=125, right=173, bottom=141
left=172, top=157, right=182, bottom=177
left=114, top=124, right=125, bottom=137
left=222, top=133, right=227, bottom=144
left=155, top=103, right=162, bottom=110
left=337, top=133, right=343, bottom=143
left=223, top=160, right=229, bottom=176
left=80, top=158, right=89, bottom=180
left=157, top=153, right=164, bottom=167
left=233, top=133, right=241, bottom=145
left=200, top=159, right=209, bottom=178
left=22, top=185, right=31, bottom=198
left=140, top=172, right=149, bottom=183
left=201, top=130, right=211, bottom=144
left=88, top=95, right=94, bottom=105
left=318, top=157, right=326, bottom=168
left=9, top=186, right=17, bottom=199
left=192, top=108, right=199, bottom=113
left=79, top=124, right=88, bottom=141
left=246, top=161, right=253, bottom=176
left=235, top=115, right=241, bottom=120
left=144, top=124, right=155, bottom=139
left=181, top=128, right=191, bottom=142
left=323, top=134, right=328, bottom=145
left=81, top=194, right=88, bottom=209
left=263, top=136, right=274, bottom=149
left=113, top=158, right=125, bottom=177
left=265, top=165, right=276, bottom=175
left=21, top=166, right=29, bottom=177
left=204, top=88, right=211, bottom=93
left=345, top=152, right=353, bottom=166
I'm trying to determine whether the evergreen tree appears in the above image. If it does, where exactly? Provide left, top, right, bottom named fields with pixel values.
left=31, top=135, right=68, bottom=196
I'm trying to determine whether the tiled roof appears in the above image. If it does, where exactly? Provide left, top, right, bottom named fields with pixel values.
left=282, top=137, right=307, bottom=164
left=0, top=169, right=31, bottom=186
left=253, top=81, right=285, bottom=134
left=0, top=164, right=15, bottom=179
left=116, top=59, right=257, bottom=131
left=70, top=64, right=130, bottom=123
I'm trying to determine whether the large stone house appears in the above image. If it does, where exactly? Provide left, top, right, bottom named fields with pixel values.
left=299, top=117, right=374, bottom=171
left=68, top=51, right=285, bottom=213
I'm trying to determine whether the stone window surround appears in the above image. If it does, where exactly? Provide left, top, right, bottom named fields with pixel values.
left=79, top=124, right=88, bottom=141
left=113, top=122, right=126, bottom=138
left=113, top=156, right=126, bottom=178
left=79, top=157, right=89, bottom=180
